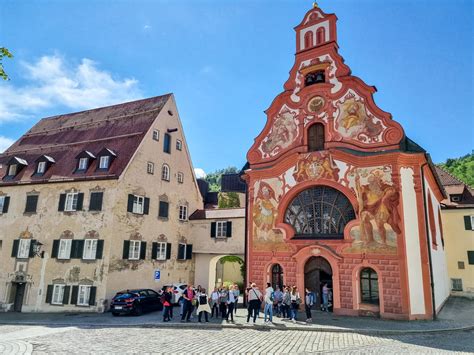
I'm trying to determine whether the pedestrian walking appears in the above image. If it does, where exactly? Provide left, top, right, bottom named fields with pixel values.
left=264, top=282, right=274, bottom=324
left=162, top=286, right=173, bottom=322
left=227, top=285, right=235, bottom=322
left=180, top=284, right=196, bottom=322
left=305, top=288, right=315, bottom=323
left=290, top=286, right=301, bottom=323
left=246, top=283, right=262, bottom=323
left=210, top=287, right=220, bottom=318
left=232, top=283, right=240, bottom=315
left=322, top=283, right=330, bottom=312
left=197, top=288, right=211, bottom=323
left=219, top=286, right=229, bottom=319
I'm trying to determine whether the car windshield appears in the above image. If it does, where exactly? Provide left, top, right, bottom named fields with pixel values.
left=115, top=292, right=139, bottom=299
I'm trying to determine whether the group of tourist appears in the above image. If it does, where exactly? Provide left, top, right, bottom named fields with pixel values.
left=160, top=281, right=331, bottom=325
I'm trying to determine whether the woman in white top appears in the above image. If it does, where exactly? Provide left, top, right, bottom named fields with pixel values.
left=227, top=285, right=236, bottom=322
left=290, top=286, right=300, bottom=323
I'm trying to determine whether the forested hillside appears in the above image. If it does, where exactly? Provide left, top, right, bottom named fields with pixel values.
left=438, top=153, right=474, bottom=187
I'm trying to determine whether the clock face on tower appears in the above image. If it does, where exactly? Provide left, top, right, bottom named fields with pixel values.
left=308, top=96, right=325, bottom=113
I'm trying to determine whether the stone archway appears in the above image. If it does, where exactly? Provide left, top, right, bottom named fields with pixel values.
left=207, top=255, right=244, bottom=293
left=304, top=256, right=333, bottom=310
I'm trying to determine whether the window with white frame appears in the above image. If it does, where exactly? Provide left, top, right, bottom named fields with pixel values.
left=152, top=129, right=160, bottom=141
left=176, top=139, right=182, bottom=151
left=17, top=239, right=31, bottom=258
left=99, top=156, right=110, bottom=169
left=177, top=172, right=184, bottom=184
left=156, top=242, right=167, bottom=260
left=133, top=196, right=145, bottom=214
left=58, top=239, right=72, bottom=259
left=8, top=164, right=17, bottom=176
left=78, top=158, right=88, bottom=170
left=179, top=205, right=188, bottom=221
left=147, top=162, right=154, bottom=175
left=129, top=240, right=141, bottom=260
left=216, top=221, right=228, bottom=238
left=77, top=285, right=91, bottom=306
left=83, top=239, right=98, bottom=260
left=37, top=161, right=46, bottom=174
left=52, top=284, right=65, bottom=305
left=65, top=192, right=79, bottom=211
left=161, top=164, right=170, bottom=181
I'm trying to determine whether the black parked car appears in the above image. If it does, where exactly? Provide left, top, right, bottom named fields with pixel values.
left=110, top=289, right=163, bottom=316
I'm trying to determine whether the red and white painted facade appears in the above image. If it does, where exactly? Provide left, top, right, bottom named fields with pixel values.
left=243, top=6, right=449, bottom=320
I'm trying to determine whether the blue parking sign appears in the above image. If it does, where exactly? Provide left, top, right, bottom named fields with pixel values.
left=154, top=270, right=160, bottom=281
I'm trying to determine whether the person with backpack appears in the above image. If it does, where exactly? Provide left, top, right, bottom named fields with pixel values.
left=264, top=282, right=274, bottom=324
left=197, top=288, right=211, bottom=322
left=162, top=286, right=173, bottom=322
left=305, top=288, right=315, bottom=323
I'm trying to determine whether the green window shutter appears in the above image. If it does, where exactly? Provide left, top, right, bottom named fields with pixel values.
left=166, top=243, right=172, bottom=259
left=2, top=196, right=10, bottom=213
left=45, top=285, right=54, bottom=304
left=123, top=241, right=130, bottom=259
left=71, top=286, right=79, bottom=305
left=159, top=201, right=169, bottom=218
left=211, top=222, right=216, bottom=238
left=464, top=216, right=472, bottom=230
left=89, top=287, right=97, bottom=306
left=89, top=192, right=103, bottom=211
left=11, top=239, right=19, bottom=257
left=140, top=242, right=147, bottom=260
left=58, top=194, right=66, bottom=211
left=96, top=240, right=104, bottom=259
left=468, top=251, right=474, bottom=265
left=178, top=244, right=185, bottom=260
left=185, top=244, right=193, bottom=260
left=51, top=240, right=60, bottom=258
left=29, top=239, right=36, bottom=258
left=226, top=221, right=232, bottom=237
left=76, top=193, right=84, bottom=211
left=127, top=194, right=134, bottom=213
left=25, top=195, right=38, bottom=213
left=143, top=198, right=150, bottom=215
left=151, top=242, right=158, bottom=260
left=63, top=286, right=71, bottom=304
left=71, top=240, right=84, bottom=259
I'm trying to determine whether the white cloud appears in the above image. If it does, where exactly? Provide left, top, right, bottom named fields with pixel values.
left=0, top=54, right=142, bottom=123
left=143, top=25, right=152, bottom=31
left=194, top=168, right=207, bottom=179
left=0, top=136, right=15, bottom=153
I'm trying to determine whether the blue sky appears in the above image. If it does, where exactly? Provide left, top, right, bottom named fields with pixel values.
left=0, top=0, right=472, bottom=175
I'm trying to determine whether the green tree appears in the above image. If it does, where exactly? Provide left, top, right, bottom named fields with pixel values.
left=218, top=191, right=240, bottom=208
left=0, top=47, right=13, bottom=81
left=204, top=166, right=239, bottom=192
left=438, top=153, right=474, bottom=187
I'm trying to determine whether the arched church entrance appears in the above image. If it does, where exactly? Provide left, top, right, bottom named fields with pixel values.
left=304, top=256, right=333, bottom=311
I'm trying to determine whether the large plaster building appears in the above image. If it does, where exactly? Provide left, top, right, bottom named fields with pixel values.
left=0, top=94, right=203, bottom=312
left=243, top=5, right=450, bottom=320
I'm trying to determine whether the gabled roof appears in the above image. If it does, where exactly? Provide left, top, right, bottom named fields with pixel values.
left=435, top=166, right=474, bottom=208
left=0, top=94, right=171, bottom=185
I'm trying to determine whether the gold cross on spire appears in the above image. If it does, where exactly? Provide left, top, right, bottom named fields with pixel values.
left=313, top=1, right=319, bottom=8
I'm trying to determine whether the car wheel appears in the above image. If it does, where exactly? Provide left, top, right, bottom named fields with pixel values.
left=112, top=312, right=119, bottom=317
left=133, top=304, right=143, bottom=316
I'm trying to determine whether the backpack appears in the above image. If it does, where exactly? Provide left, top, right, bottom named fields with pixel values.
left=270, top=291, right=274, bottom=302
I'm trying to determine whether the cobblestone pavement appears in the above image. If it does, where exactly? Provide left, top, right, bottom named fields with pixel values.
left=0, top=325, right=473, bottom=354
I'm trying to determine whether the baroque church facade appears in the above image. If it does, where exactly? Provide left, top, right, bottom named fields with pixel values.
left=244, top=6, right=450, bottom=320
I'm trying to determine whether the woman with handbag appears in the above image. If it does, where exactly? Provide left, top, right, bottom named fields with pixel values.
left=289, top=286, right=301, bottom=323
left=246, top=283, right=262, bottom=323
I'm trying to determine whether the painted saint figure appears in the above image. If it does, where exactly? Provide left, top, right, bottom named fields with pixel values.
left=253, top=182, right=278, bottom=240
left=354, top=170, right=401, bottom=245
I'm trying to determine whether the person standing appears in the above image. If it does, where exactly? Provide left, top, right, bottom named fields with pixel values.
left=197, top=288, right=211, bottom=323
left=305, top=288, right=315, bottom=323
left=246, top=283, right=262, bottom=323
left=290, top=286, right=301, bottom=323
left=162, top=286, right=173, bottom=322
left=232, top=283, right=240, bottom=315
left=322, top=283, right=330, bottom=312
left=180, top=284, right=195, bottom=322
left=264, top=282, right=274, bottom=324
left=210, top=287, right=220, bottom=318
left=219, top=286, right=229, bottom=319
left=227, top=285, right=235, bottom=322
left=273, top=286, right=283, bottom=317
left=282, top=287, right=291, bottom=319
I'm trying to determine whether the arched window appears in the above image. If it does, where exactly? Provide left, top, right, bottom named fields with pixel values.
left=271, top=264, right=284, bottom=289
left=304, top=31, right=313, bottom=49
left=308, top=123, right=325, bottom=151
left=316, top=27, right=325, bottom=45
left=305, top=70, right=325, bottom=86
left=284, top=186, right=355, bottom=239
left=161, top=164, right=170, bottom=181
left=360, top=268, right=379, bottom=304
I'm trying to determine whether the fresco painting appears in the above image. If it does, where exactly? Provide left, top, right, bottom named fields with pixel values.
left=293, top=152, right=339, bottom=182
left=260, top=106, right=299, bottom=158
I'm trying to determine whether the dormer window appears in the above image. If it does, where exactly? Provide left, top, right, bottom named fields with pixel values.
left=75, top=151, right=95, bottom=173
left=305, top=70, right=325, bottom=86
left=4, top=156, right=27, bottom=179
left=34, top=155, right=55, bottom=176
left=96, top=148, right=116, bottom=171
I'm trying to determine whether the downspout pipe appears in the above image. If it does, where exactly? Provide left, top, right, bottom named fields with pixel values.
left=243, top=177, right=249, bottom=307
left=420, top=160, right=437, bottom=320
